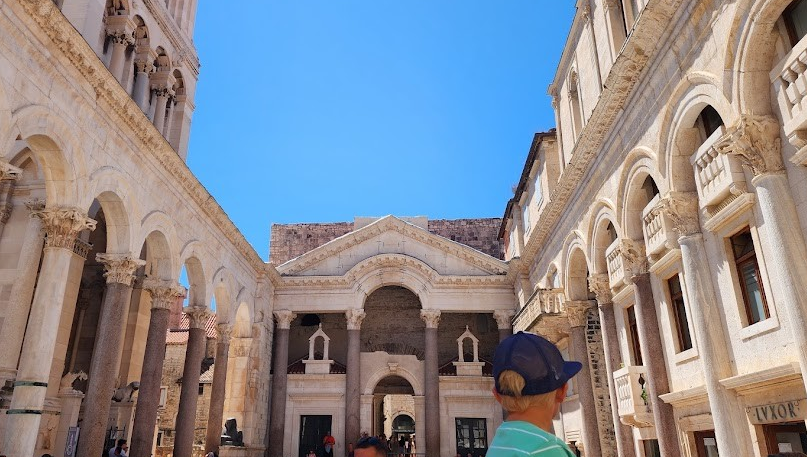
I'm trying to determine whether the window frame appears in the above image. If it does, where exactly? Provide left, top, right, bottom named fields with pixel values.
left=784, top=0, right=807, bottom=46
left=730, top=228, right=771, bottom=326
left=626, top=305, right=643, bottom=366
left=666, top=273, right=693, bottom=352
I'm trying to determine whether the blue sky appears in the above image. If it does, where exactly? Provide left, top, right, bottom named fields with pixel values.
left=187, top=2, right=575, bottom=260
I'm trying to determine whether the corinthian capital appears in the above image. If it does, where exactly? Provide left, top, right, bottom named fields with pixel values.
left=566, top=300, right=593, bottom=328
left=143, top=279, right=185, bottom=310
left=96, top=253, right=145, bottom=286
left=492, top=310, right=515, bottom=330
left=420, top=309, right=441, bottom=329
left=185, top=305, right=211, bottom=329
left=714, top=114, right=784, bottom=176
left=0, top=161, right=22, bottom=181
left=613, top=238, right=647, bottom=279
left=656, top=192, right=700, bottom=237
left=273, top=310, right=297, bottom=329
left=217, top=323, right=233, bottom=343
left=345, top=308, right=366, bottom=330
left=587, top=274, right=612, bottom=303
left=31, top=207, right=96, bottom=249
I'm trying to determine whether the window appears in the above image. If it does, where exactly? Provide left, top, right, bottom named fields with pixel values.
left=523, top=203, right=531, bottom=234
left=784, top=0, right=807, bottom=46
left=159, top=387, right=168, bottom=407
left=696, top=105, right=724, bottom=139
left=198, top=383, right=204, bottom=395
left=626, top=305, right=643, bottom=366
left=643, top=439, right=661, bottom=457
left=668, top=275, right=693, bottom=351
left=455, top=418, right=488, bottom=457
left=731, top=229, right=770, bottom=325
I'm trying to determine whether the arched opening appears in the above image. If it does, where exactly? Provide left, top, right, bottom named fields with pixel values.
left=624, top=173, right=660, bottom=241
left=566, top=247, right=592, bottom=301
left=593, top=217, right=620, bottom=275
left=361, top=286, right=425, bottom=358
left=372, top=375, right=416, bottom=454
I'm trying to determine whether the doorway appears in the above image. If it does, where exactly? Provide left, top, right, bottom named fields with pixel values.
left=694, top=430, right=719, bottom=457
left=299, top=415, right=332, bottom=457
left=764, top=422, right=807, bottom=454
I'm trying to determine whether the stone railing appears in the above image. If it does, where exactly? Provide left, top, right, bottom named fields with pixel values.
left=512, top=288, right=565, bottom=331
left=690, top=126, right=746, bottom=207
left=605, top=238, right=626, bottom=288
left=72, top=238, right=93, bottom=259
left=772, top=35, right=807, bottom=136
left=642, top=194, right=678, bottom=257
left=613, top=365, right=653, bottom=428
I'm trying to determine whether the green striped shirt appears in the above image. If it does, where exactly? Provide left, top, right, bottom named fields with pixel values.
left=487, top=421, right=576, bottom=457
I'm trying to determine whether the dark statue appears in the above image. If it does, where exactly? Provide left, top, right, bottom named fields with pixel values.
left=221, top=417, right=244, bottom=446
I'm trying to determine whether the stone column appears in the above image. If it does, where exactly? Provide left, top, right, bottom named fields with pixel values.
left=1, top=207, right=96, bottom=457
left=107, top=33, right=134, bottom=83
left=589, top=275, right=636, bottom=457
left=566, top=301, right=602, bottom=457
left=0, top=199, right=45, bottom=384
left=151, top=87, right=171, bottom=133
left=132, top=58, right=153, bottom=112
left=420, top=309, right=441, bottom=457
left=345, top=309, right=366, bottom=445
left=716, top=114, right=807, bottom=404
left=630, top=271, right=680, bottom=456
left=172, top=306, right=211, bottom=457
left=413, top=395, right=425, bottom=455
left=657, top=192, right=754, bottom=456
left=205, top=323, right=233, bottom=454
left=267, top=310, right=296, bottom=457
left=163, top=96, right=176, bottom=137
left=493, top=310, right=515, bottom=342
left=76, top=253, right=145, bottom=457
left=129, top=281, right=185, bottom=457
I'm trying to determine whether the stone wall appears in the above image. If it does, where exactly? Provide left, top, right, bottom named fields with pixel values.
left=269, top=218, right=504, bottom=265
left=586, top=308, right=616, bottom=457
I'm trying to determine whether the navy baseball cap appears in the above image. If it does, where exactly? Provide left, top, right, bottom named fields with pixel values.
left=493, top=331, right=582, bottom=396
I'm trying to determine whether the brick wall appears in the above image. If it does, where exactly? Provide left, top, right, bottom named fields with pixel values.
left=586, top=308, right=617, bottom=457
left=269, top=218, right=504, bottom=265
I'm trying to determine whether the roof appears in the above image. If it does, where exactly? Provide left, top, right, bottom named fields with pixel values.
left=165, top=312, right=218, bottom=344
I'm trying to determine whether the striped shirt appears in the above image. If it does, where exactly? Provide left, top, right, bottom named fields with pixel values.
left=487, top=421, right=576, bottom=457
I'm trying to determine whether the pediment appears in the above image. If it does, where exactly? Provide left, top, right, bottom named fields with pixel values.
left=276, top=216, right=508, bottom=278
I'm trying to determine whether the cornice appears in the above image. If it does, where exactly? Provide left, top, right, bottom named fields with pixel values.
left=523, top=0, right=683, bottom=267
left=17, top=0, right=264, bottom=274
left=277, top=215, right=509, bottom=276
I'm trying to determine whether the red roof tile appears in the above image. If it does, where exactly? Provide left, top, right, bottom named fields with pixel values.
left=166, top=312, right=219, bottom=344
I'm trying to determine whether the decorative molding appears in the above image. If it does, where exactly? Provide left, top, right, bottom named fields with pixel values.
left=273, top=310, right=297, bottom=329
left=0, top=161, right=22, bottom=181
left=96, top=253, right=146, bottom=286
left=719, top=362, right=802, bottom=393
left=703, top=192, right=755, bottom=232
left=30, top=207, right=96, bottom=249
left=615, top=238, right=647, bottom=279
left=277, top=216, right=508, bottom=276
left=216, top=323, right=233, bottom=343
left=587, top=273, right=612, bottom=303
left=143, top=279, right=185, bottom=310
left=345, top=309, right=366, bottom=330
left=656, top=192, right=700, bottom=237
left=14, top=0, right=264, bottom=274
left=492, top=309, right=515, bottom=330
left=420, top=309, right=441, bottom=329
left=565, top=300, right=593, bottom=328
left=185, top=305, right=211, bottom=329
left=714, top=114, right=784, bottom=176
left=24, top=198, right=45, bottom=213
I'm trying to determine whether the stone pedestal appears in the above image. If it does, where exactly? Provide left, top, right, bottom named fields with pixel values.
left=267, top=310, right=295, bottom=457
left=76, top=253, right=143, bottom=457
left=173, top=306, right=211, bottom=457
left=54, top=389, right=83, bottom=457
left=1, top=207, right=95, bottom=457
left=129, top=281, right=184, bottom=457
left=420, top=309, right=441, bottom=457
left=566, top=301, right=602, bottom=457
left=206, top=323, right=233, bottom=454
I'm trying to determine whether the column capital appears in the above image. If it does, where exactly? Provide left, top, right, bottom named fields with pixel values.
left=714, top=114, right=784, bottom=176
left=420, top=309, right=441, bottom=329
left=273, top=310, right=297, bottom=329
left=184, top=306, right=211, bottom=329
left=24, top=198, right=45, bottom=212
left=345, top=308, right=366, bottom=330
left=0, top=161, right=22, bottom=181
left=134, top=57, right=154, bottom=74
left=613, top=238, right=647, bottom=279
left=588, top=274, right=612, bottom=303
left=656, top=192, right=700, bottom=237
left=96, top=253, right=145, bottom=286
left=492, top=310, right=515, bottom=330
left=216, top=323, right=233, bottom=343
left=31, top=207, right=96, bottom=249
left=603, top=0, right=621, bottom=11
left=143, top=279, right=185, bottom=310
left=566, top=300, right=594, bottom=328
left=580, top=4, right=591, bottom=21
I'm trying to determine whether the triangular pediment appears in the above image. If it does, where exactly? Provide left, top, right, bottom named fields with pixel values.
left=276, top=216, right=508, bottom=278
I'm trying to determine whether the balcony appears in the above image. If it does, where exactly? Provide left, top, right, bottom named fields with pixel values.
left=511, top=288, right=565, bottom=332
left=772, top=36, right=807, bottom=137
left=690, top=126, right=746, bottom=208
left=613, top=365, right=653, bottom=428
left=641, top=194, right=678, bottom=257
left=605, top=238, right=627, bottom=288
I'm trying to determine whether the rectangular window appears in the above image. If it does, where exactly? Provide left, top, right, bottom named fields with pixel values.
left=668, top=275, right=693, bottom=351
left=785, top=0, right=807, bottom=45
left=627, top=305, right=643, bottom=366
left=455, top=418, right=488, bottom=457
left=198, top=383, right=204, bottom=395
left=643, top=439, right=661, bottom=457
left=731, top=229, right=770, bottom=325
left=159, top=387, right=167, bottom=407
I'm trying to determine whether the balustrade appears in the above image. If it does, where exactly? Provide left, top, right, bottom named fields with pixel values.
left=772, top=36, right=807, bottom=136
left=690, top=126, right=747, bottom=208
left=642, top=194, right=678, bottom=257
left=613, top=365, right=653, bottom=427
left=605, top=238, right=626, bottom=288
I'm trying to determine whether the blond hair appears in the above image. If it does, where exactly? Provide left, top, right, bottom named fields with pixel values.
left=496, top=370, right=556, bottom=413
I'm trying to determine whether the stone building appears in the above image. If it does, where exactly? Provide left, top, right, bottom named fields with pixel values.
left=501, top=0, right=807, bottom=456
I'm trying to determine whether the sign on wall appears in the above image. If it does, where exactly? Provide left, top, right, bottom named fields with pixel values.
left=748, top=400, right=806, bottom=425
left=64, top=426, right=79, bottom=457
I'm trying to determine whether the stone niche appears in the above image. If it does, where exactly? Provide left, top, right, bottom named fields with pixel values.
left=453, top=326, right=485, bottom=376
left=303, top=324, right=334, bottom=374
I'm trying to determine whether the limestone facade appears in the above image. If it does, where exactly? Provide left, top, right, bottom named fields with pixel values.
left=502, top=0, right=807, bottom=456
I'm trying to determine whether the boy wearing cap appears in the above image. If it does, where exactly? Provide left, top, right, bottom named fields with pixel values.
left=487, top=331, right=581, bottom=457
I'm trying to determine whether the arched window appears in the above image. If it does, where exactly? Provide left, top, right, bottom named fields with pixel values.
left=784, top=0, right=807, bottom=46
left=695, top=105, right=724, bottom=141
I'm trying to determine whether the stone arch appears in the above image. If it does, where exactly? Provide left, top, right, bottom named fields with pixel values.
left=658, top=78, right=736, bottom=195
left=84, top=167, right=141, bottom=254
left=133, top=15, right=149, bottom=47
left=363, top=367, right=423, bottom=396
left=180, top=254, right=207, bottom=309
left=233, top=302, right=252, bottom=338
left=588, top=202, right=621, bottom=275
left=106, top=0, right=130, bottom=16
left=545, top=263, right=561, bottom=289
left=212, top=266, right=238, bottom=320
left=563, top=236, right=591, bottom=301
left=138, top=229, right=175, bottom=282
left=137, top=210, right=180, bottom=279
left=7, top=105, right=83, bottom=207
left=349, top=255, right=434, bottom=308
left=617, top=150, right=664, bottom=241
left=154, top=46, right=171, bottom=72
